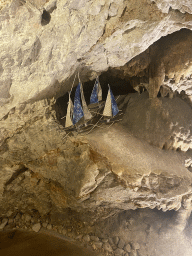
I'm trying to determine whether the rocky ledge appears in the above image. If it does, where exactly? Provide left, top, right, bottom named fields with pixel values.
left=0, top=92, right=192, bottom=222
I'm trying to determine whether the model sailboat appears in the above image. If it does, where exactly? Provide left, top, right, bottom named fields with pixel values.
left=72, top=82, right=84, bottom=125
left=85, top=85, right=120, bottom=134
left=65, top=82, right=92, bottom=128
left=64, top=75, right=119, bottom=130
left=103, top=85, right=119, bottom=119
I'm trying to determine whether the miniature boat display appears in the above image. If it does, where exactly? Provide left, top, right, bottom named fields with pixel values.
left=63, top=75, right=120, bottom=133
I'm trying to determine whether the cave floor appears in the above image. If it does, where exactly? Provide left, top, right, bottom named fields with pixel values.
left=1, top=208, right=192, bottom=256
left=94, top=208, right=192, bottom=256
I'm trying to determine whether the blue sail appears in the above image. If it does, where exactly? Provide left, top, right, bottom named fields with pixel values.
left=73, top=83, right=84, bottom=125
left=90, top=81, right=99, bottom=104
left=110, top=88, right=119, bottom=117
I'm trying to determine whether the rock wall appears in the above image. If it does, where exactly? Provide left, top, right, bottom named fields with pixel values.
left=0, top=95, right=192, bottom=219
left=0, top=0, right=192, bottom=119
left=1, top=2, right=192, bottom=255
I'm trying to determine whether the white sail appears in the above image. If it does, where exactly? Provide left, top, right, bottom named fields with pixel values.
left=65, top=93, right=73, bottom=128
left=97, top=79, right=102, bottom=101
left=103, top=87, right=112, bottom=117
left=80, top=83, right=92, bottom=120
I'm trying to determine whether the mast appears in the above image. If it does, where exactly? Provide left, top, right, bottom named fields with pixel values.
left=65, top=92, right=73, bottom=128
left=103, top=85, right=112, bottom=117
left=73, top=83, right=84, bottom=125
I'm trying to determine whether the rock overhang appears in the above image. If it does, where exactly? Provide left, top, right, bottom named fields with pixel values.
left=0, top=0, right=192, bottom=119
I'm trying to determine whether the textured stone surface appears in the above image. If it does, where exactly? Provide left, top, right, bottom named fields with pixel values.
left=103, top=242, right=113, bottom=252
left=124, top=243, right=131, bottom=253
left=111, top=28, right=192, bottom=102
left=47, top=224, right=52, bottom=230
left=91, top=236, right=100, bottom=242
left=85, top=120, right=192, bottom=212
left=118, top=238, right=125, bottom=249
left=113, top=236, right=119, bottom=245
left=0, top=1, right=192, bottom=255
left=129, top=250, right=137, bottom=256
left=151, top=0, right=192, bottom=13
left=32, top=223, right=41, bottom=232
left=121, top=92, right=192, bottom=151
left=114, top=248, right=125, bottom=255
left=0, top=0, right=192, bottom=119
left=92, top=241, right=103, bottom=249
left=0, top=94, right=192, bottom=219
left=132, top=242, right=140, bottom=250
left=0, top=218, right=8, bottom=230
left=83, top=234, right=90, bottom=242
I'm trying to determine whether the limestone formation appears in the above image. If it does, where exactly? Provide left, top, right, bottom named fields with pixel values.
left=0, top=0, right=192, bottom=119
left=0, top=1, right=192, bottom=255
left=0, top=92, right=191, bottom=226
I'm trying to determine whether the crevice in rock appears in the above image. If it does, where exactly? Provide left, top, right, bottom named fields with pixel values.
left=5, top=165, right=28, bottom=186
left=162, top=142, right=168, bottom=150
left=41, top=10, right=51, bottom=26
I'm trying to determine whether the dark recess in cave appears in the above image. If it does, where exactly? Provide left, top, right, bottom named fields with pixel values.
left=41, top=10, right=51, bottom=26
left=54, top=28, right=192, bottom=127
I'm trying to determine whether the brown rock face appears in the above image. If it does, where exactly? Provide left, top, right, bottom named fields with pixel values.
left=0, top=91, right=192, bottom=219
left=0, top=0, right=192, bottom=118
left=0, top=1, right=192, bottom=255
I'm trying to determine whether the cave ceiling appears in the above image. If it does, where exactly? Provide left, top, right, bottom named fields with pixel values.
left=0, top=0, right=192, bottom=117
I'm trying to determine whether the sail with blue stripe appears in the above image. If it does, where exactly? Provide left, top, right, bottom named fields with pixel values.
left=90, top=81, right=99, bottom=104
left=73, top=83, right=84, bottom=125
left=103, top=85, right=119, bottom=118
